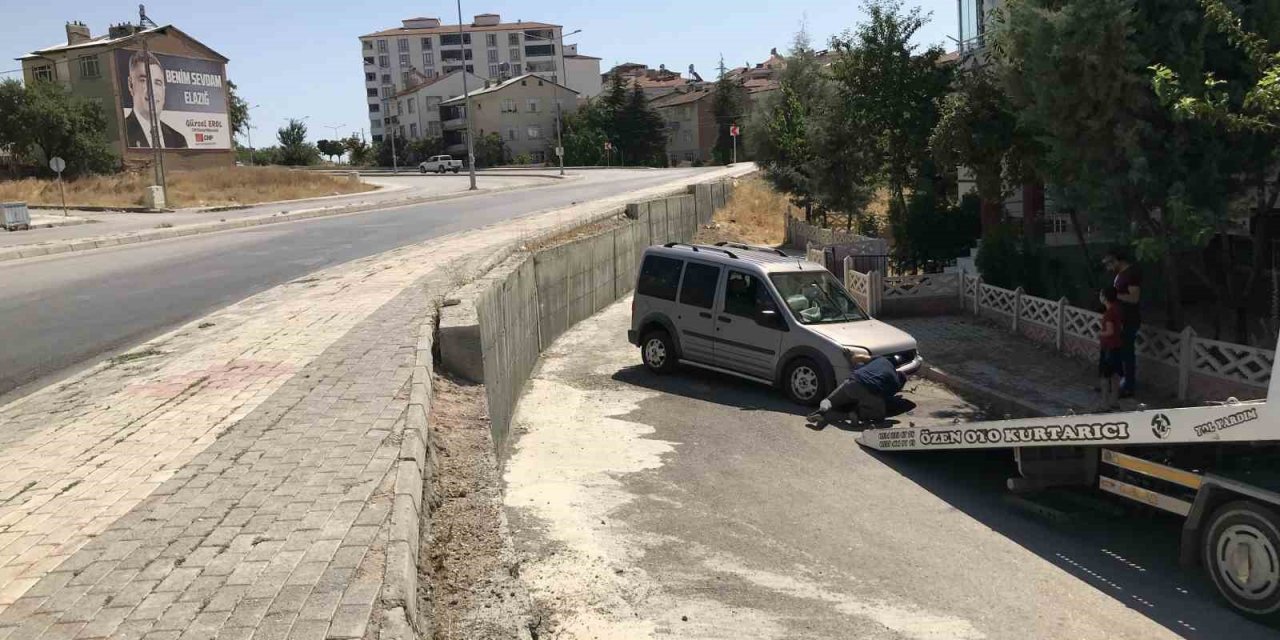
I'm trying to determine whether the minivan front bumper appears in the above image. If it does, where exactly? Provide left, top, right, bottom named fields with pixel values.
left=896, top=355, right=924, bottom=377
left=627, top=329, right=638, bottom=346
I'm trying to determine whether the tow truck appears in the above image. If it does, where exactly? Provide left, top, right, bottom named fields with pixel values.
left=859, top=332, right=1280, bottom=620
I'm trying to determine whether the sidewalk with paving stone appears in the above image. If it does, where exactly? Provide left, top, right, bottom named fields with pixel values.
left=0, top=165, right=752, bottom=640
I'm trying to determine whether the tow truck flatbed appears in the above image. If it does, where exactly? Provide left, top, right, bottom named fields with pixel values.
left=858, top=333, right=1280, bottom=620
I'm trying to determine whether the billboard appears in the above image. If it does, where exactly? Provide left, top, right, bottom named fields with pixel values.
left=115, top=49, right=230, bottom=150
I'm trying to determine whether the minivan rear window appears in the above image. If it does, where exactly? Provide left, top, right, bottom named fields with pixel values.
left=638, top=255, right=683, bottom=301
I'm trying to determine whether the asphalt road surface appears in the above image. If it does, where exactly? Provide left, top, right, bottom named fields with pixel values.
left=0, top=168, right=714, bottom=401
left=505, top=297, right=1279, bottom=639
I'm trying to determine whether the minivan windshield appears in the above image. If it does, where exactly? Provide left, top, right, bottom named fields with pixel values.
left=769, top=271, right=868, bottom=325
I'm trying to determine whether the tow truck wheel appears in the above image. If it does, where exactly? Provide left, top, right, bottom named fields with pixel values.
left=783, top=357, right=829, bottom=407
left=1203, top=500, right=1280, bottom=619
left=640, top=330, right=678, bottom=375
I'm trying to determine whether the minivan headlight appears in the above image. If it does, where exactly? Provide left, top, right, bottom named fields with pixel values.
left=843, top=346, right=872, bottom=367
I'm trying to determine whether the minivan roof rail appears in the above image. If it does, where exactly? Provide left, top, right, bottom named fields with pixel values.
left=663, top=242, right=738, bottom=259
left=714, top=241, right=787, bottom=257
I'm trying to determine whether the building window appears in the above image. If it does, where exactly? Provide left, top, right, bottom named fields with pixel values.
left=401, top=71, right=411, bottom=86
left=526, top=98, right=541, bottom=113
left=423, top=51, right=434, bottom=66
left=399, top=52, right=410, bottom=67
left=398, top=38, right=409, bottom=52
left=410, top=123, right=419, bottom=139
left=78, top=55, right=100, bottom=78
left=486, top=34, right=498, bottom=47
left=526, top=61, right=555, bottom=73
left=381, top=86, right=394, bottom=98
left=31, top=65, right=53, bottom=82
left=525, top=44, right=555, bottom=57
left=379, top=55, right=390, bottom=68
left=365, top=72, right=376, bottom=82
left=501, top=99, right=517, bottom=113
left=487, top=48, right=499, bottom=63
left=377, top=39, right=388, bottom=53
left=509, top=47, right=521, bottom=62
left=524, top=28, right=554, bottom=41
left=441, top=49, right=473, bottom=62
left=506, top=127, right=517, bottom=141
left=382, top=74, right=393, bottom=84
left=364, top=40, right=373, bottom=50
left=428, top=121, right=442, bottom=137
left=489, top=64, right=500, bottom=77
left=441, top=33, right=471, bottom=46
left=421, top=37, right=433, bottom=50
left=682, top=131, right=692, bottom=144
left=408, top=98, right=416, bottom=114
left=424, top=69, right=436, bottom=79
left=527, top=124, right=542, bottom=139
left=369, top=103, right=381, bottom=113
left=364, top=56, right=375, bottom=66
left=367, top=88, right=378, bottom=97
left=508, top=33, right=521, bottom=45
left=685, top=152, right=695, bottom=162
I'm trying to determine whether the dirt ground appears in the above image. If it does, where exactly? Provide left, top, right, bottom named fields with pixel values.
left=693, top=176, right=790, bottom=246
left=421, top=371, right=533, bottom=640
left=0, top=166, right=375, bottom=208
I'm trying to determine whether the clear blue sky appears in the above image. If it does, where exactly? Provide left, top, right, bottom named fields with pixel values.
left=2, top=1, right=958, bottom=145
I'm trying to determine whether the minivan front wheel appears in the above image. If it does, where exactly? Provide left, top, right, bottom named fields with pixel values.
left=641, top=330, right=678, bottom=374
left=784, top=357, right=830, bottom=406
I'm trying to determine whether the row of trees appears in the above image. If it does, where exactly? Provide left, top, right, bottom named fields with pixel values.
left=561, top=73, right=668, bottom=167
left=752, top=0, right=1280, bottom=336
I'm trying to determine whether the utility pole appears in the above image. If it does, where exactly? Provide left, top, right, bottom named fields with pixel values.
left=457, top=0, right=478, bottom=190
left=139, top=5, right=166, bottom=195
left=556, top=29, right=566, bottom=175
left=245, top=103, right=260, bottom=165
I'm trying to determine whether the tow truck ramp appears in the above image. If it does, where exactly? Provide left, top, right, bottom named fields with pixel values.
left=857, top=333, right=1280, bottom=620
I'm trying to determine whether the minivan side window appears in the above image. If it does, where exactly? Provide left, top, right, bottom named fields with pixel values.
left=637, top=255, right=683, bottom=301
left=679, top=263, right=720, bottom=309
left=724, top=271, right=774, bottom=318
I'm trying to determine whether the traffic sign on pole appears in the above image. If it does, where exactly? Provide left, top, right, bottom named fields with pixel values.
left=730, top=124, right=740, bottom=138
left=49, top=157, right=68, bottom=217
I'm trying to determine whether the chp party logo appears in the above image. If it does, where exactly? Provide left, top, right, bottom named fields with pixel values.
left=1151, top=414, right=1172, bottom=439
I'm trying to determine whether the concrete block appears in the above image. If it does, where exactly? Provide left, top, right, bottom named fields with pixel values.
left=437, top=295, right=483, bottom=383
left=143, top=185, right=166, bottom=210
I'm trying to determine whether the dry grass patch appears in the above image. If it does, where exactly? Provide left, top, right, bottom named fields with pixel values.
left=0, top=166, right=375, bottom=209
left=694, top=176, right=790, bottom=246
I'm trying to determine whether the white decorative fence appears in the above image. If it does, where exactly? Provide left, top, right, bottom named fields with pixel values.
left=839, top=259, right=1274, bottom=401
left=786, top=216, right=888, bottom=254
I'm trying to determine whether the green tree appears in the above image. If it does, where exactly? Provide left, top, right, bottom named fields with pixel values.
left=316, top=139, right=345, bottom=163
left=994, top=0, right=1270, bottom=327
left=276, top=119, right=318, bottom=166
left=930, top=68, right=1022, bottom=215
left=343, top=136, right=371, bottom=165
left=712, top=59, right=749, bottom=164
left=473, top=132, right=509, bottom=167
left=227, top=80, right=249, bottom=141
left=749, top=28, right=826, bottom=220
left=559, top=103, right=609, bottom=165
left=618, top=84, right=667, bottom=166
left=402, top=137, right=445, bottom=165
left=826, top=0, right=952, bottom=226
left=1150, top=0, right=1280, bottom=339
left=7, top=80, right=115, bottom=176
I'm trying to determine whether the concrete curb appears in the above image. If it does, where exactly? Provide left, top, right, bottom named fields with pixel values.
left=0, top=176, right=580, bottom=264
left=921, top=364, right=1048, bottom=419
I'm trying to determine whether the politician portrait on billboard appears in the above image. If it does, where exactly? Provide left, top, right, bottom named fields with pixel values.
left=115, top=49, right=230, bottom=150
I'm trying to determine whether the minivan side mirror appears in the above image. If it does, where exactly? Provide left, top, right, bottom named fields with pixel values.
left=756, top=308, right=785, bottom=330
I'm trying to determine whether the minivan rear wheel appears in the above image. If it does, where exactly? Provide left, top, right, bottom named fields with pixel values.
left=641, top=330, right=678, bottom=374
left=784, top=357, right=830, bottom=406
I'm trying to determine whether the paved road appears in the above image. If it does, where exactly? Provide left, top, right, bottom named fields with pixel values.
left=505, top=297, right=1278, bottom=639
left=0, top=168, right=711, bottom=401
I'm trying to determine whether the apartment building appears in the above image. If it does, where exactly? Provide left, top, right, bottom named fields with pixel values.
left=388, top=70, right=486, bottom=141
left=18, top=20, right=233, bottom=169
left=359, top=14, right=600, bottom=143
left=649, top=87, right=715, bottom=166
left=439, top=74, right=579, bottom=162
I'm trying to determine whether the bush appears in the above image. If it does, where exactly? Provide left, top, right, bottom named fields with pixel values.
left=514, top=153, right=531, bottom=165
left=692, top=158, right=705, bottom=167
left=975, top=223, right=1022, bottom=289
left=895, top=185, right=981, bottom=271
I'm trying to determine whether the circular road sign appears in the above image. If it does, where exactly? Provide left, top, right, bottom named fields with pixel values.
left=49, top=157, right=66, bottom=173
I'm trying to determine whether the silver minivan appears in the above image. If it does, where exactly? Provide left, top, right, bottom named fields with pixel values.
left=627, top=242, right=923, bottom=405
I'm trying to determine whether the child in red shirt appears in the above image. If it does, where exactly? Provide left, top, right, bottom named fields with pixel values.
left=1098, top=287, right=1124, bottom=410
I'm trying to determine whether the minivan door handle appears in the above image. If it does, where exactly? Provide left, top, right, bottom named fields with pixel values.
left=718, top=316, right=732, bottom=323
left=698, top=311, right=712, bottom=319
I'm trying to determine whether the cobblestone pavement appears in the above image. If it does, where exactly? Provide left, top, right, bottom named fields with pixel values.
left=0, top=166, right=752, bottom=639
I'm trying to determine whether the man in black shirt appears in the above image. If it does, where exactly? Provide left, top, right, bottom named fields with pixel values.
left=1103, top=247, right=1141, bottom=397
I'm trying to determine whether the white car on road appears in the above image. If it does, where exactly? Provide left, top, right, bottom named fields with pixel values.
left=419, top=155, right=462, bottom=174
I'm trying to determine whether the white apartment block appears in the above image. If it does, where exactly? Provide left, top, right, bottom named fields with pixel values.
left=359, top=13, right=600, bottom=143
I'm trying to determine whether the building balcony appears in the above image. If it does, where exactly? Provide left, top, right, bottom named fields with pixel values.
left=442, top=117, right=467, bottom=130
left=445, top=142, right=467, bottom=155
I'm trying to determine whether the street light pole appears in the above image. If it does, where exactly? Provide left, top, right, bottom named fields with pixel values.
left=245, top=103, right=260, bottom=165
left=457, top=0, right=478, bottom=190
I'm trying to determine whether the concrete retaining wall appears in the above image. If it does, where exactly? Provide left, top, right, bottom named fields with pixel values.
left=475, top=180, right=736, bottom=456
